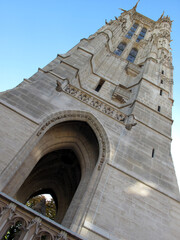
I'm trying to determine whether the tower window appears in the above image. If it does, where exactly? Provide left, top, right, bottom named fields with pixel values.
left=114, top=42, right=126, bottom=56
left=160, top=89, right=162, bottom=96
left=162, top=70, right=164, bottom=74
left=152, top=148, right=155, bottom=158
left=158, top=106, right=161, bottom=112
left=95, top=79, right=105, bottom=92
left=127, top=48, right=138, bottom=63
left=136, top=27, right=147, bottom=42
left=125, top=23, right=139, bottom=39
left=161, top=80, right=163, bottom=84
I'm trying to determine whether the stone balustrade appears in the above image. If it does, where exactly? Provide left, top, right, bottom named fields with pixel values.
left=0, top=192, right=85, bottom=240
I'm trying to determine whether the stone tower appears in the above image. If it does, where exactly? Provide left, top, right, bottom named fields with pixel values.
left=0, top=2, right=180, bottom=240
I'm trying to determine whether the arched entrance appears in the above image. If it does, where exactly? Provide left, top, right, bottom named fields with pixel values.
left=2, top=111, right=110, bottom=229
left=17, top=149, right=81, bottom=223
left=15, top=121, right=99, bottom=225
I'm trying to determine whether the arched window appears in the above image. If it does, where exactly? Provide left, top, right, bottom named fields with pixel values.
left=15, top=120, right=101, bottom=227
left=126, top=23, right=139, bottom=39
left=136, top=27, right=147, bottom=42
left=114, top=42, right=126, bottom=56
left=127, top=48, right=138, bottom=63
left=2, top=219, right=25, bottom=240
left=33, top=231, right=52, bottom=240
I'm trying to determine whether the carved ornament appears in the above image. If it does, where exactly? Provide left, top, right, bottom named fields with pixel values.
left=56, top=80, right=63, bottom=92
left=161, top=74, right=173, bottom=84
left=125, top=62, right=141, bottom=77
left=158, top=30, right=171, bottom=41
left=63, top=84, right=126, bottom=122
left=159, top=51, right=173, bottom=69
left=112, top=85, right=131, bottom=103
left=120, top=18, right=127, bottom=32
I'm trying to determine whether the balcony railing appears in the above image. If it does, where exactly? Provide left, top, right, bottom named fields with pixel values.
left=0, top=192, right=85, bottom=240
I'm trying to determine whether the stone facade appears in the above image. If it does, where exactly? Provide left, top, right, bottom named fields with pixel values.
left=0, top=2, right=180, bottom=240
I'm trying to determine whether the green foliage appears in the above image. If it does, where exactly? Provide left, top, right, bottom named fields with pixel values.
left=2, top=221, right=22, bottom=240
left=26, top=194, right=57, bottom=220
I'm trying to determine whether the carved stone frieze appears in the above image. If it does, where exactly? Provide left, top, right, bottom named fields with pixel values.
left=63, top=84, right=126, bottom=123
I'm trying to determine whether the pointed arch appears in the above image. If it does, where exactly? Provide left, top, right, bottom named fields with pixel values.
left=2, top=110, right=110, bottom=229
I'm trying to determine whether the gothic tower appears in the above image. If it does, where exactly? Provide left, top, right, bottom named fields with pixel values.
left=0, top=2, right=180, bottom=240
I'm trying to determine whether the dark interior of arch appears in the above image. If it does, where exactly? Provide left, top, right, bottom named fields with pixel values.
left=19, top=149, right=81, bottom=222
left=15, top=121, right=99, bottom=225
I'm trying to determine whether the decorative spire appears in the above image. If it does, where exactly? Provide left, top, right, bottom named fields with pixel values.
left=119, top=8, right=127, bottom=13
left=158, top=11, right=165, bottom=21
left=119, top=0, right=140, bottom=13
left=133, top=0, right=140, bottom=11
left=157, top=12, right=173, bottom=27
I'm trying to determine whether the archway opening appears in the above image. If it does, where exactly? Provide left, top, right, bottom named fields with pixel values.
left=15, top=121, right=99, bottom=226
left=19, top=148, right=81, bottom=223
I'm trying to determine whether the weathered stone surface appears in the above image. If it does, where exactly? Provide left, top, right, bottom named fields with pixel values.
left=0, top=2, right=179, bottom=240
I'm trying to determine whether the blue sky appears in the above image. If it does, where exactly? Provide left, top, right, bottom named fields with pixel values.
left=0, top=0, right=180, bottom=188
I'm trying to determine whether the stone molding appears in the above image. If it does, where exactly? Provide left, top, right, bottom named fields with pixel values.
left=55, top=82, right=136, bottom=131
left=36, top=110, right=110, bottom=170
left=64, top=84, right=125, bottom=121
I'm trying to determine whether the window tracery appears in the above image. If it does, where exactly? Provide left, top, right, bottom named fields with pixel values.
left=127, top=48, right=138, bottom=63
left=125, top=23, right=139, bottom=39
left=114, top=42, right=126, bottom=56
left=136, top=27, right=147, bottom=42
